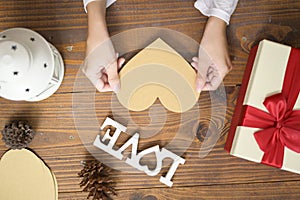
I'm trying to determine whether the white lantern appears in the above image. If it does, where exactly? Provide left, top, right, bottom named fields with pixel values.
left=0, top=28, right=64, bottom=101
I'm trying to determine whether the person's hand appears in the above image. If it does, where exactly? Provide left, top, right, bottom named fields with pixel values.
left=83, top=38, right=125, bottom=92
left=191, top=16, right=232, bottom=92
left=81, top=0, right=125, bottom=92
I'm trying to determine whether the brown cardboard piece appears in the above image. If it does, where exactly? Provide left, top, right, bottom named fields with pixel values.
left=117, top=38, right=200, bottom=113
left=0, top=149, right=58, bottom=200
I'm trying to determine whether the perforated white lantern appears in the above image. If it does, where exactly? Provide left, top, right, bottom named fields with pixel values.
left=0, top=28, right=64, bottom=101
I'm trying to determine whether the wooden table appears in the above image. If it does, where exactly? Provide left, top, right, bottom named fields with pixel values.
left=1, top=0, right=300, bottom=199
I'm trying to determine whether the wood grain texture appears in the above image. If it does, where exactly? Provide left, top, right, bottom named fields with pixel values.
left=1, top=0, right=300, bottom=199
left=59, top=181, right=300, bottom=200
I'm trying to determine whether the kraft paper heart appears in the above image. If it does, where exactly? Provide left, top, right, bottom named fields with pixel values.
left=117, top=38, right=199, bottom=113
left=0, top=149, right=58, bottom=200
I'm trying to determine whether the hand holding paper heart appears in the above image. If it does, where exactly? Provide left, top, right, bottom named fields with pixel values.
left=82, top=39, right=125, bottom=92
left=83, top=1, right=125, bottom=92
left=191, top=16, right=233, bottom=92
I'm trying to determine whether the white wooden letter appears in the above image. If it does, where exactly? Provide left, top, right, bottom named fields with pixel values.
left=93, top=117, right=127, bottom=160
left=126, top=145, right=162, bottom=176
left=158, top=148, right=185, bottom=187
left=114, top=133, right=139, bottom=160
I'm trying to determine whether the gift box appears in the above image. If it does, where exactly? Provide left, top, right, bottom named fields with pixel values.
left=225, top=40, right=300, bottom=173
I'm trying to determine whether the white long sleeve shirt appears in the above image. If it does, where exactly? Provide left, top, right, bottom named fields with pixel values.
left=83, top=0, right=238, bottom=25
left=83, top=0, right=116, bottom=12
left=194, top=0, right=238, bottom=25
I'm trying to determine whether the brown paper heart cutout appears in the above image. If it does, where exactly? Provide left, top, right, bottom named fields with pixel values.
left=117, top=38, right=200, bottom=113
left=0, top=149, right=58, bottom=200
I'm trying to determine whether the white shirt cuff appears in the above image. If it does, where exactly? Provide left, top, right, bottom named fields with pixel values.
left=83, top=0, right=117, bottom=13
left=194, top=0, right=238, bottom=25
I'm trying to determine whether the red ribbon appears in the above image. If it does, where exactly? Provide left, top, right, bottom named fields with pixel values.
left=240, top=48, right=300, bottom=168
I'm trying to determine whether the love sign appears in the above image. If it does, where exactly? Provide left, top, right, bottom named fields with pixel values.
left=93, top=117, right=185, bottom=187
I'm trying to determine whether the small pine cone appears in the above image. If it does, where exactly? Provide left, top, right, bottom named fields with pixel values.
left=78, top=160, right=116, bottom=200
left=1, top=121, right=35, bottom=150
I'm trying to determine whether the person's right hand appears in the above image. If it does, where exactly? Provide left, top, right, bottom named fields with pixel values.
left=82, top=38, right=125, bottom=92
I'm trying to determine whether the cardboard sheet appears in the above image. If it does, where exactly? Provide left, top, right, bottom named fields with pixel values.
left=0, top=149, right=58, bottom=200
left=117, top=38, right=199, bottom=113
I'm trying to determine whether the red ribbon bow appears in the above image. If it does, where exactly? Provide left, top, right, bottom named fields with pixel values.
left=240, top=48, right=300, bottom=168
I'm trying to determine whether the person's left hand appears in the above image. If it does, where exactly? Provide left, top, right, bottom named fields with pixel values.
left=191, top=16, right=233, bottom=92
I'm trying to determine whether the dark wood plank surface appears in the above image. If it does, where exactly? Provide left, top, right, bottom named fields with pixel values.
left=1, top=0, right=300, bottom=199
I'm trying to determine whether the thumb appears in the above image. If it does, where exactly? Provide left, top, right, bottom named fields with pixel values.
left=106, top=60, right=120, bottom=92
left=196, top=73, right=206, bottom=93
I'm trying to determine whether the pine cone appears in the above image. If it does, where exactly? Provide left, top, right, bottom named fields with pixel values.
left=1, top=121, right=35, bottom=150
left=78, top=160, right=117, bottom=200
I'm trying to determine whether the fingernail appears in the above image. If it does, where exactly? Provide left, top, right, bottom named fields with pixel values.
left=196, top=82, right=201, bottom=93
left=113, top=82, right=121, bottom=93
left=120, top=58, right=126, bottom=67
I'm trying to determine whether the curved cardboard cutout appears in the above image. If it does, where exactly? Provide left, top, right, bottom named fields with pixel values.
left=0, top=149, right=58, bottom=200
left=117, top=38, right=200, bottom=113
